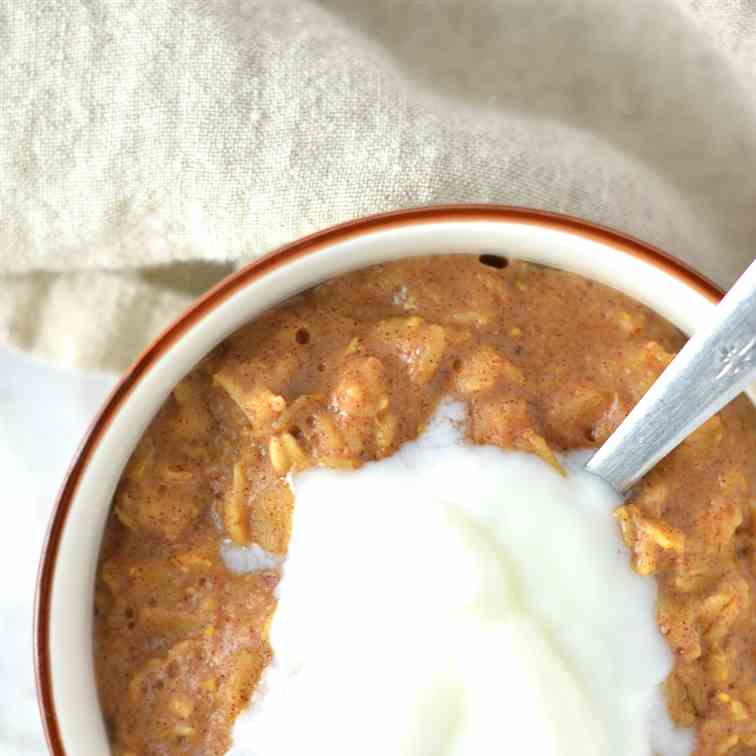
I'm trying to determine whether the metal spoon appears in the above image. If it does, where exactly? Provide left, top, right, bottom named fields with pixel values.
left=585, top=259, right=756, bottom=492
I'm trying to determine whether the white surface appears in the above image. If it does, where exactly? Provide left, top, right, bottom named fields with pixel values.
left=231, top=404, right=691, bottom=756
left=37, top=226, right=720, bottom=755
left=0, top=345, right=115, bottom=755
left=2, top=0, right=756, bottom=371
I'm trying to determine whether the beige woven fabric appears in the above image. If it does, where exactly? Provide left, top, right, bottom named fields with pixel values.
left=2, top=0, right=756, bottom=371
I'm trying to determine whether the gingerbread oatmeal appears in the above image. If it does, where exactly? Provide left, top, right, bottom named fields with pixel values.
left=93, top=256, right=756, bottom=755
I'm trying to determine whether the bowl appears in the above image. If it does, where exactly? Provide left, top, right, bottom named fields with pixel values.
left=34, top=205, right=727, bottom=754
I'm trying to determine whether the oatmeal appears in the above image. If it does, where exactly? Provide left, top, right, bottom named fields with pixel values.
left=93, top=256, right=756, bottom=755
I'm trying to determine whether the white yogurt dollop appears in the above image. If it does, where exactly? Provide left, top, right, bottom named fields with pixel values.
left=228, top=403, right=693, bottom=756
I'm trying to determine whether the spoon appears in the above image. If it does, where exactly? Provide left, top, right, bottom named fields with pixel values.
left=585, top=259, right=756, bottom=492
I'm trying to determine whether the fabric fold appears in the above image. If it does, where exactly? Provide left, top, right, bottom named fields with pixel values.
left=2, top=0, right=755, bottom=370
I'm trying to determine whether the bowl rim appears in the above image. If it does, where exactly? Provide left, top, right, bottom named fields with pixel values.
left=33, top=204, right=723, bottom=754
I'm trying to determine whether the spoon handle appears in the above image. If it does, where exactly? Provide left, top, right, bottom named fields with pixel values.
left=586, top=259, right=756, bottom=492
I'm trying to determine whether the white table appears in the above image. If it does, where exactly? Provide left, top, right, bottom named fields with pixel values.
left=0, top=345, right=115, bottom=756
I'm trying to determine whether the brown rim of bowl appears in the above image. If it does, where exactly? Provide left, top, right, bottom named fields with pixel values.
left=34, top=204, right=723, bottom=755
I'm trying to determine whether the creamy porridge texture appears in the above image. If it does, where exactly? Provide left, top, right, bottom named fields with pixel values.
left=93, top=256, right=756, bottom=755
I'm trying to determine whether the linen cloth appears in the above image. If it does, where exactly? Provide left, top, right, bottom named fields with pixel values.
left=2, top=0, right=756, bottom=371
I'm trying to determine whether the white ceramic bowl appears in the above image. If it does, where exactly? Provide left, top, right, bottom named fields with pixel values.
left=35, top=206, right=730, bottom=754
